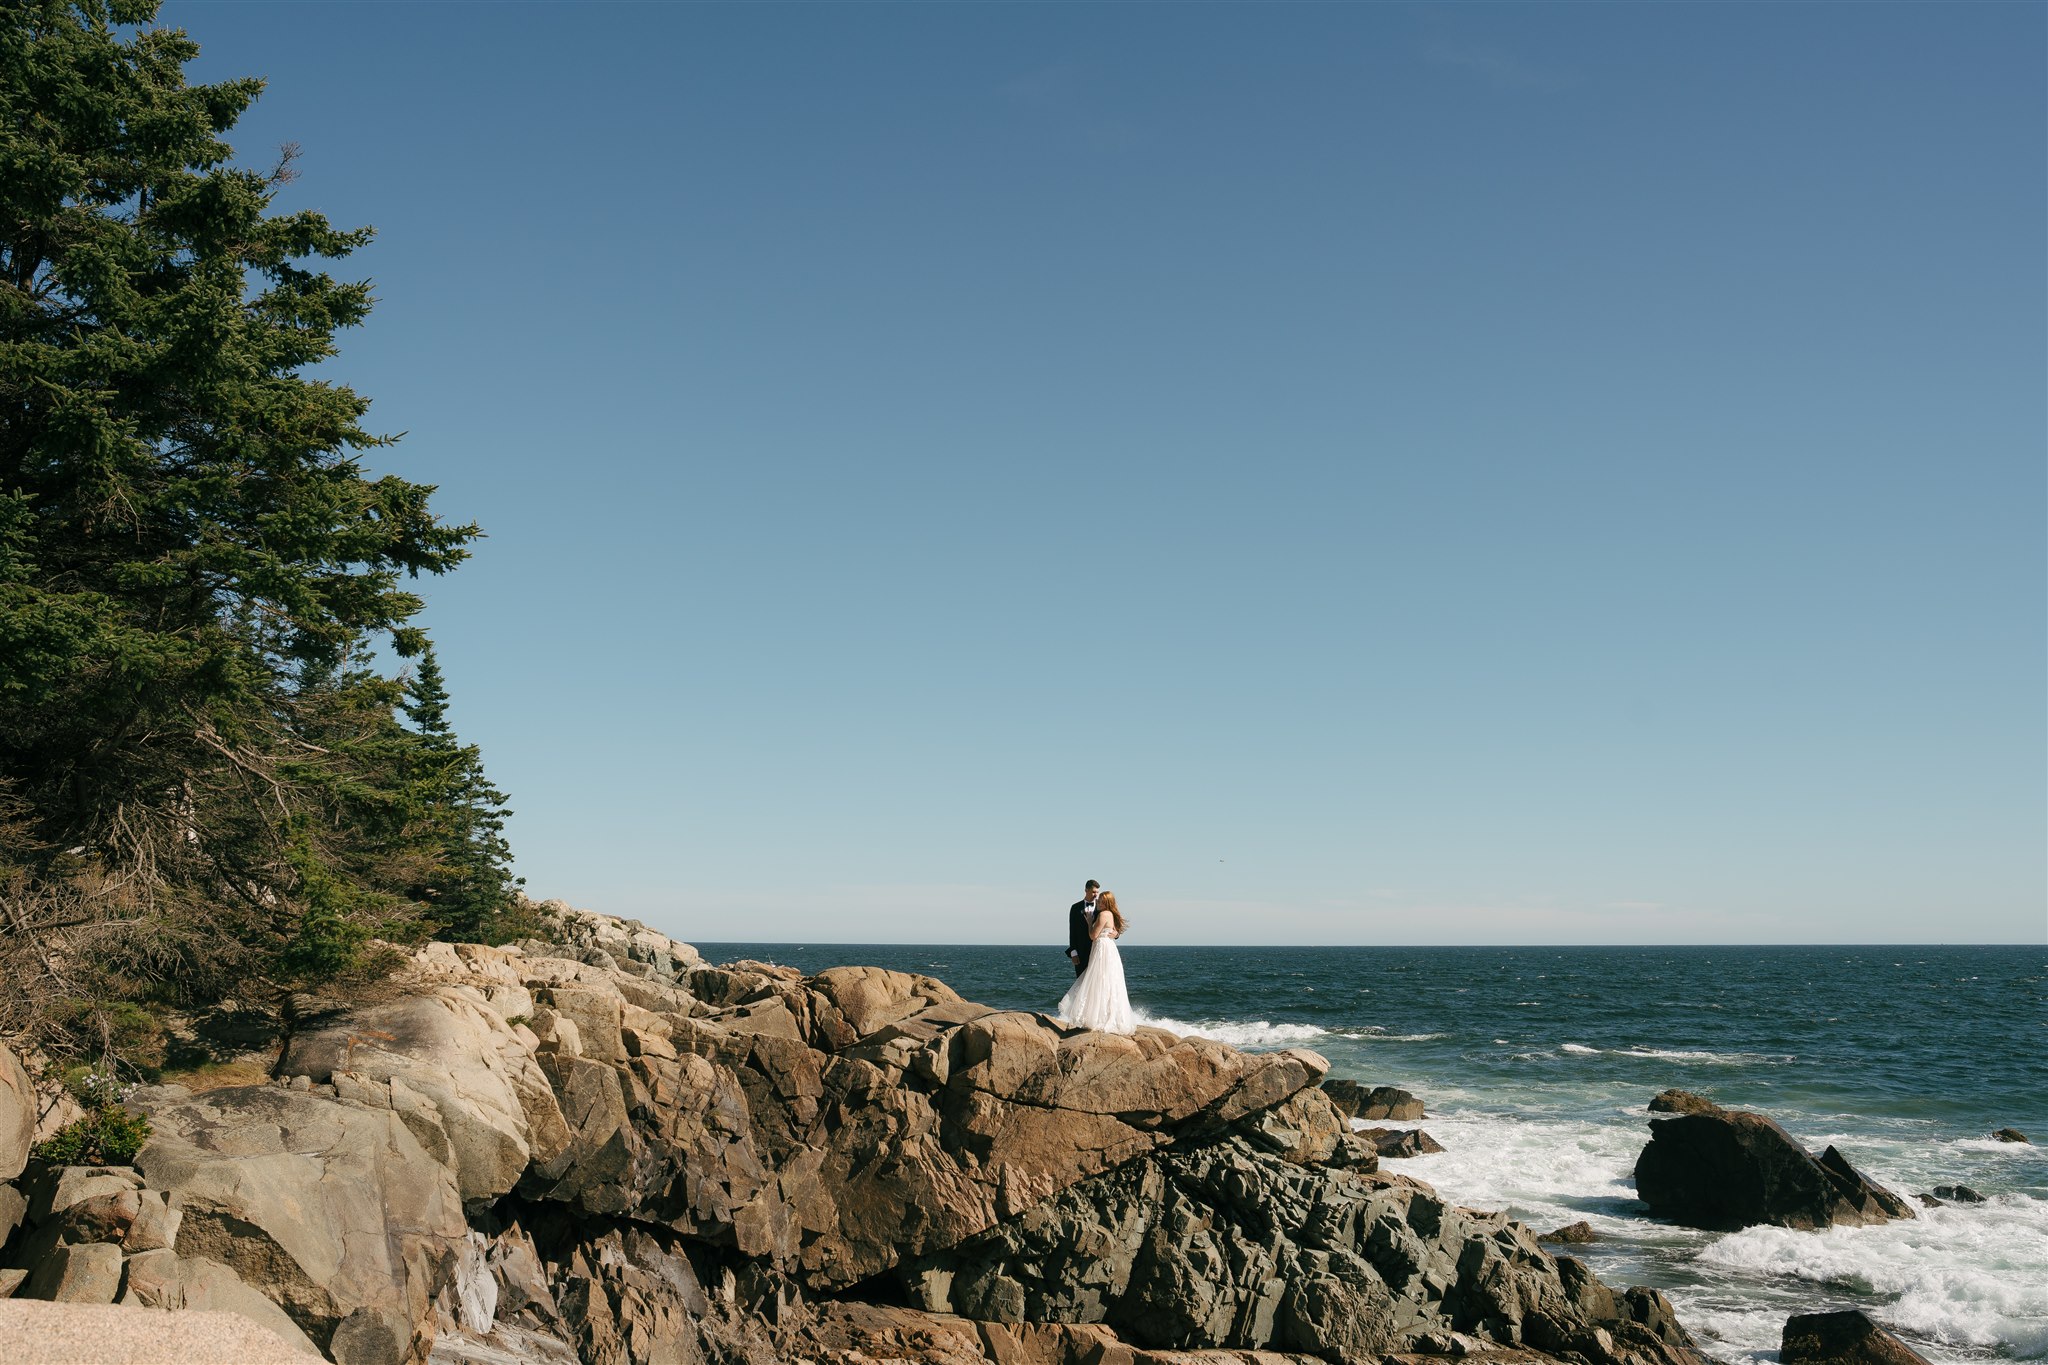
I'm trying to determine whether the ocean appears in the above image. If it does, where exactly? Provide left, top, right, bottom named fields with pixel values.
left=698, top=942, right=2047, bottom=1364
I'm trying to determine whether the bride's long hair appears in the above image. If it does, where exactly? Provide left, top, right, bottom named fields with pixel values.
left=1096, top=891, right=1126, bottom=931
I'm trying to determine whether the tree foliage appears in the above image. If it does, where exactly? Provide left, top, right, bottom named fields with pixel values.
left=0, top=0, right=519, bottom=1069
left=400, top=647, right=525, bottom=944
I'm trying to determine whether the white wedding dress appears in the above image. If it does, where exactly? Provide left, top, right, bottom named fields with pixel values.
left=1059, top=929, right=1136, bottom=1034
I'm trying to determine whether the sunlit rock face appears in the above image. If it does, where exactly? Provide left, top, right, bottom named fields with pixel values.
left=3, top=904, right=1717, bottom=1365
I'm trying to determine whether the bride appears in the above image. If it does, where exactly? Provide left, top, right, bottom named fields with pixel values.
left=1058, top=891, right=1135, bottom=1034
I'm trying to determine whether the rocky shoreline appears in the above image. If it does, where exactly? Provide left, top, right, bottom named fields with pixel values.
left=0, top=908, right=1950, bottom=1365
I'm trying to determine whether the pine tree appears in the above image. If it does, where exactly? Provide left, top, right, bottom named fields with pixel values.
left=0, top=1, right=485, bottom=1052
left=401, top=647, right=522, bottom=944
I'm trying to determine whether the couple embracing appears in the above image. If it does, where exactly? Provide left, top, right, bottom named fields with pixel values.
left=1059, top=879, right=1136, bottom=1034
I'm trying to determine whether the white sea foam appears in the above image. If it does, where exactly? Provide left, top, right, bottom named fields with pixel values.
left=1136, top=1013, right=1456, bottom=1049
left=1408, top=1109, right=1649, bottom=1231
left=1695, top=1199, right=2048, bottom=1358
left=1556, top=1042, right=1794, bottom=1065
left=1405, top=1105, right=2048, bottom=1365
left=1617, top=1047, right=1796, bottom=1064
left=1137, top=1012, right=1327, bottom=1049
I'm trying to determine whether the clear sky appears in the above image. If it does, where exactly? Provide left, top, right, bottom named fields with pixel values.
left=182, top=2, right=2043, bottom=946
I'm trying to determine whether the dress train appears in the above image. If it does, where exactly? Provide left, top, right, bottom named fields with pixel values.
left=1059, top=935, right=1135, bottom=1034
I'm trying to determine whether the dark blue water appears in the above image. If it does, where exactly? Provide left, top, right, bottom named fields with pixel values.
left=701, top=943, right=2048, bottom=1363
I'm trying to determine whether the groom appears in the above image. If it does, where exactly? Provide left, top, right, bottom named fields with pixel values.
left=1067, top=880, right=1101, bottom=977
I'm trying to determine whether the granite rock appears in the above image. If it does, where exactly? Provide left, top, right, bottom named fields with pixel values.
left=0, top=1041, right=33, bottom=1182
left=901, top=1133, right=1706, bottom=1365
left=1359, top=1127, right=1447, bottom=1159
left=1540, top=1222, right=1597, bottom=1244
left=135, top=1083, right=469, bottom=1364
left=1322, top=1081, right=1426, bottom=1122
left=0, top=905, right=1725, bottom=1365
left=1633, top=1107, right=1914, bottom=1231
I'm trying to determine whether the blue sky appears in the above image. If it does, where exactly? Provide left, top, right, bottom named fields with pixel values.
left=183, top=2, right=2043, bottom=945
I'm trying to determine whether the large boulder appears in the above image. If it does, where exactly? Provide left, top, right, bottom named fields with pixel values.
left=279, top=987, right=570, bottom=1206
left=121, top=1249, right=324, bottom=1355
left=1633, top=1108, right=1914, bottom=1231
left=0, top=1299, right=317, bottom=1363
left=807, top=966, right=962, bottom=1045
left=775, top=1007, right=1333, bottom=1289
left=21, top=1240, right=123, bottom=1303
left=1782, top=1310, right=1929, bottom=1365
left=0, top=1041, right=34, bottom=1182
left=134, top=1083, right=468, bottom=1364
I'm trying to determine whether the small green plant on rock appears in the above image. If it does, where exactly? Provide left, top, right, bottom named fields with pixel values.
left=33, top=1068, right=154, bottom=1166
left=35, top=1106, right=153, bottom=1167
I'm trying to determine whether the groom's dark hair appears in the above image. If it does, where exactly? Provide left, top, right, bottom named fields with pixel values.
left=1085, top=880, right=1100, bottom=891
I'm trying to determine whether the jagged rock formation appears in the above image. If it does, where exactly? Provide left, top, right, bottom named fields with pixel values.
left=898, top=1132, right=1695, bottom=1365
left=1, top=909, right=1715, bottom=1365
left=1633, top=1102, right=1915, bottom=1231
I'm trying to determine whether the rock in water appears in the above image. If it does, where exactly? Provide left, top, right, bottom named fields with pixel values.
left=1931, top=1184, right=1986, bottom=1203
left=1782, top=1310, right=1929, bottom=1365
left=1357, top=1126, right=1447, bottom=1158
left=1541, top=1221, right=1598, bottom=1244
left=1647, top=1088, right=1722, bottom=1116
left=1321, top=1081, right=1427, bottom=1121
left=1993, top=1127, right=2028, bottom=1144
left=1633, top=1107, right=1914, bottom=1231
left=1816, top=1145, right=1917, bottom=1221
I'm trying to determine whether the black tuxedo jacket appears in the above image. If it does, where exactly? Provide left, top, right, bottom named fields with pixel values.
left=1068, top=900, right=1094, bottom=969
